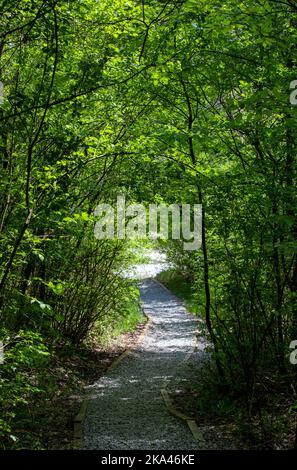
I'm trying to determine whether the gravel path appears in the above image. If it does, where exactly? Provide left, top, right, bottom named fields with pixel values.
left=83, top=269, right=201, bottom=449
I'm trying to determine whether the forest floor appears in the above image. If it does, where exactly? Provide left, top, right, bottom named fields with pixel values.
left=9, top=322, right=147, bottom=450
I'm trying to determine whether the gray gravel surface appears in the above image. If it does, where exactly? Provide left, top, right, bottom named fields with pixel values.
left=83, top=276, right=202, bottom=450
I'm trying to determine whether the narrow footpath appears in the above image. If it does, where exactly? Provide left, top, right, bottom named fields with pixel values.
left=83, top=274, right=201, bottom=450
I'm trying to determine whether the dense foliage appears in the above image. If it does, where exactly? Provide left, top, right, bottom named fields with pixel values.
left=0, top=0, right=296, bottom=448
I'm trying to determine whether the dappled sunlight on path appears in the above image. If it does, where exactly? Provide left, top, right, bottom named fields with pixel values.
left=83, top=254, right=204, bottom=450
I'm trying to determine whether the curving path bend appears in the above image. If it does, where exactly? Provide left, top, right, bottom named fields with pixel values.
left=83, top=276, right=203, bottom=450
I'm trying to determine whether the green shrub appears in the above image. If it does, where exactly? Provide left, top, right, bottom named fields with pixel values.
left=0, top=329, right=49, bottom=448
